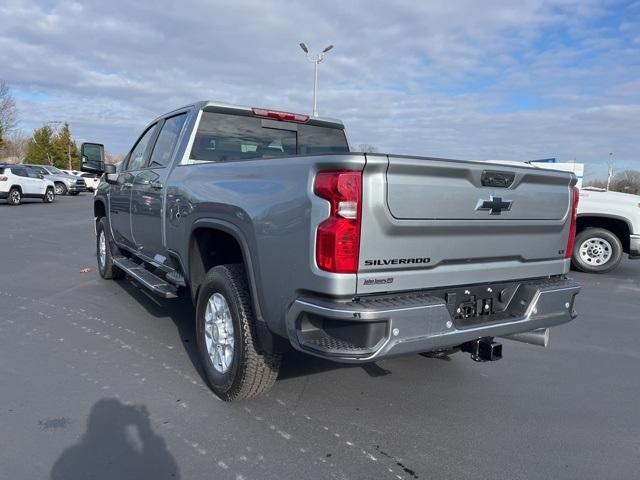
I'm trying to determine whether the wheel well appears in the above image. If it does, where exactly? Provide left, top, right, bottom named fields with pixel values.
left=576, top=216, right=630, bottom=253
left=94, top=201, right=106, bottom=230
left=189, top=228, right=244, bottom=299
left=94, top=201, right=106, bottom=219
left=10, top=185, right=22, bottom=194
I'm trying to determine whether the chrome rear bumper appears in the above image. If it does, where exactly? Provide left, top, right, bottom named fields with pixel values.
left=286, top=277, right=580, bottom=363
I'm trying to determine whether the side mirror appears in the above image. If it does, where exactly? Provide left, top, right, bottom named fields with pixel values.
left=104, top=163, right=118, bottom=184
left=81, top=142, right=105, bottom=174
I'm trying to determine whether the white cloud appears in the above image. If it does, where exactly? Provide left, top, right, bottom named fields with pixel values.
left=0, top=0, right=637, bottom=178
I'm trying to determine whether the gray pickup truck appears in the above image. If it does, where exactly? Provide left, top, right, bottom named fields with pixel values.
left=81, top=101, right=580, bottom=401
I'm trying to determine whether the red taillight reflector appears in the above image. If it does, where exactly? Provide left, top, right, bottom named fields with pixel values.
left=565, top=186, right=579, bottom=258
left=314, top=171, right=362, bottom=273
left=0, top=176, right=7, bottom=181
left=251, top=107, right=309, bottom=123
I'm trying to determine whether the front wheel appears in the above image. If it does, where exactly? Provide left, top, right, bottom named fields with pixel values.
left=96, top=217, right=124, bottom=280
left=572, top=228, right=623, bottom=273
left=55, top=183, right=67, bottom=195
left=43, top=187, right=55, bottom=203
left=196, top=264, right=281, bottom=401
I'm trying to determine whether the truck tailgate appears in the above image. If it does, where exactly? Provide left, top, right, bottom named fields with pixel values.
left=357, top=154, right=576, bottom=295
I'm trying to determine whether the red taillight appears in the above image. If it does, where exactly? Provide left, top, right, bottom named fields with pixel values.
left=251, top=107, right=309, bottom=123
left=565, top=186, right=579, bottom=258
left=0, top=176, right=7, bottom=182
left=314, top=171, right=362, bottom=273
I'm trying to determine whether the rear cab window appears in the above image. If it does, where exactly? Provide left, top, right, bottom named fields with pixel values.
left=188, top=110, right=349, bottom=163
left=148, top=113, right=188, bottom=167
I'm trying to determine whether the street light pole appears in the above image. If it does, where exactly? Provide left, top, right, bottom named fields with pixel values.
left=299, top=43, right=334, bottom=117
left=606, top=152, right=614, bottom=191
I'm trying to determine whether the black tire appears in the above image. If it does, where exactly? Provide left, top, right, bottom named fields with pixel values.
left=43, top=187, right=55, bottom=203
left=55, top=182, right=67, bottom=196
left=8, top=187, right=21, bottom=205
left=572, top=228, right=623, bottom=273
left=69, top=191, right=79, bottom=196
left=96, top=217, right=124, bottom=280
left=196, top=264, right=281, bottom=401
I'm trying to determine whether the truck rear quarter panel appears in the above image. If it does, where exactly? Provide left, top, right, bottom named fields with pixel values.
left=165, top=154, right=366, bottom=336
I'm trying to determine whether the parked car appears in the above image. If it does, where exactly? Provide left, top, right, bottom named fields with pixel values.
left=81, top=100, right=581, bottom=401
left=80, top=173, right=100, bottom=191
left=0, top=164, right=56, bottom=205
left=25, top=164, right=86, bottom=195
left=487, top=160, right=640, bottom=274
left=571, top=187, right=640, bottom=273
left=61, top=169, right=100, bottom=191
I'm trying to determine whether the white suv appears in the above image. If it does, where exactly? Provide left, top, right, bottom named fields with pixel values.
left=0, top=164, right=56, bottom=205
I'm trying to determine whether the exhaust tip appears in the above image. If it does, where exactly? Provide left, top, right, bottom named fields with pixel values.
left=501, top=328, right=549, bottom=347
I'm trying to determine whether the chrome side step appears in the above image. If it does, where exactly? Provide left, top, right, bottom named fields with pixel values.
left=113, top=257, right=178, bottom=299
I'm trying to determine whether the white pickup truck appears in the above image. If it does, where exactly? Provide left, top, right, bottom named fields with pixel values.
left=573, top=187, right=640, bottom=273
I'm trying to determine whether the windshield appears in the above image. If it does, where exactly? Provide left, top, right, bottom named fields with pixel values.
left=46, top=166, right=64, bottom=175
left=190, top=111, right=349, bottom=162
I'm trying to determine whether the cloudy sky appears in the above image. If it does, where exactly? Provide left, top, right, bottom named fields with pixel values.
left=1, top=0, right=638, bottom=178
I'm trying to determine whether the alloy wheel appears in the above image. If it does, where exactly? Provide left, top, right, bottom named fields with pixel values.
left=204, top=293, right=235, bottom=374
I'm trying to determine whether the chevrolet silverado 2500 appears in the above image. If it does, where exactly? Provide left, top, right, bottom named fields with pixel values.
left=81, top=101, right=581, bottom=401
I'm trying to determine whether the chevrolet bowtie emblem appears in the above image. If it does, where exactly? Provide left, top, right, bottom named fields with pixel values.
left=476, top=195, right=513, bottom=215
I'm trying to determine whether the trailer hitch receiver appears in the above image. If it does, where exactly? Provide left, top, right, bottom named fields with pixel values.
left=462, top=337, right=502, bottom=362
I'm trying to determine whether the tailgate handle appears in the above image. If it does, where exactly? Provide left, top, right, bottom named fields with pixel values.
left=481, top=170, right=515, bottom=188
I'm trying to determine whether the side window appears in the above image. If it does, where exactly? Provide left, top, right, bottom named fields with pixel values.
left=148, top=113, right=188, bottom=168
left=27, top=169, right=41, bottom=179
left=33, top=166, right=47, bottom=175
left=12, top=167, right=27, bottom=177
left=126, top=124, right=158, bottom=171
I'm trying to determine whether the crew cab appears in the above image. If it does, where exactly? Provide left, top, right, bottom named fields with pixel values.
left=81, top=101, right=581, bottom=401
left=0, top=164, right=56, bottom=205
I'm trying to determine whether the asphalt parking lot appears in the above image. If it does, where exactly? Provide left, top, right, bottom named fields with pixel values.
left=1, top=194, right=639, bottom=480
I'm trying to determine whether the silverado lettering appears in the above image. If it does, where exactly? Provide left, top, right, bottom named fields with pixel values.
left=364, top=258, right=431, bottom=266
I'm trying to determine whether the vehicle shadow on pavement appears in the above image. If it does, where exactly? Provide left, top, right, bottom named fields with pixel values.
left=114, top=280, right=206, bottom=382
left=50, top=398, right=180, bottom=480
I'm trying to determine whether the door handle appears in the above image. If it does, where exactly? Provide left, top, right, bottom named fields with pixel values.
left=150, top=181, right=163, bottom=190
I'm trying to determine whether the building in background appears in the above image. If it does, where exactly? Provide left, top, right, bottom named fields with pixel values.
left=529, top=158, right=584, bottom=188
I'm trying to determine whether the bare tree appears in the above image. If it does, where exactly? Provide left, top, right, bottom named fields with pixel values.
left=0, top=130, right=28, bottom=162
left=585, top=170, right=640, bottom=195
left=104, top=150, right=125, bottom=165
left=611, top=170, right=640, bottom=195
left=0, top=80, right=18, bottom=142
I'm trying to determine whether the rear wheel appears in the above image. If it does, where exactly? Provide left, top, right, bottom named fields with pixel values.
left=572, top=228, right=623, bottom=273
left=96, top=217, right=124, bottom=280
left=69, top=191, right=79, bottom=196
left=55, top=182, right=67, bottom=196
left=196, top=264, right=281, bottom=401
left=43, top=187, right=55, bottom=203
left=8, top=187, right=21, bottom=205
